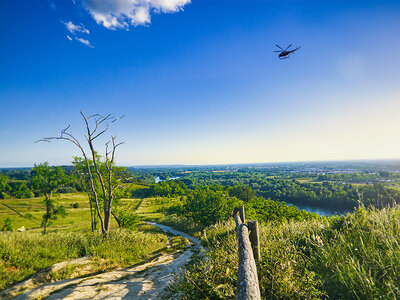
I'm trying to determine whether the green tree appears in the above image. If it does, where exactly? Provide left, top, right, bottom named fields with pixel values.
left=0, top=175, right=11, bottom=199
left=31, top=162, right=67, bottom=234
left=1, top=217, right=13, bottom=231
left=183, top=187, right=239, bottom=226
left=229, top=185, right=255, bottom=202
left=11, top=181, right=34, bottom=198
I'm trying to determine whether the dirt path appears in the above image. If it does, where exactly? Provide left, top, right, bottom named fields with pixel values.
left=4, top=223, right=201, bottom=300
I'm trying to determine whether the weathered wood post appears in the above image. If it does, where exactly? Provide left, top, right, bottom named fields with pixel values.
left=239, top=205, right=246, bottom=223
left=247, top=221, right=261, bottom=262
left=233, top=207, right=261, bottom=300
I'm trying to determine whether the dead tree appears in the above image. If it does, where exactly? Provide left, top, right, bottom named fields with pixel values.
left=73, top=160, right=99, bottom=232
left=37, top=111, right=124, bottom=238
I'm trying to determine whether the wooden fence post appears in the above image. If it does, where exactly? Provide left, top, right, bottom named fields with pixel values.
left=239, top=205, right=246, bottom=223
left=233, top=207, right=261, bottom=300
left=247, top=221, right=261, bottom=262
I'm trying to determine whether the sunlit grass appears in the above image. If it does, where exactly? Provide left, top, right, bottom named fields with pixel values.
left=0, top=193, right=173, bottom=291
left=0, top=228, right=168, bottom=291
left=170, top=206, right=400, bottom=299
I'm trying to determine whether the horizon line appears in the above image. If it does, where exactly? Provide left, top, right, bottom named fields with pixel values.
left=3, top=157, right=400, bottom=169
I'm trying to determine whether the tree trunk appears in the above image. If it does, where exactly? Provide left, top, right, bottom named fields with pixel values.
left=43, top=220, right=48, bottom=234
left=43, top=195, right=51, bottom=235
left=111, top=211, right=121, bottom=228
left=89, top=195, right=94, bottom=232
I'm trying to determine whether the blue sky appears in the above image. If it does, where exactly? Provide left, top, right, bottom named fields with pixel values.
left=1, top=0, right=400, bottom=167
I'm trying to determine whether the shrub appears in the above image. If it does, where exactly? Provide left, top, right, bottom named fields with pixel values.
left=57, top=187, right=77, bottom=194
left=182, top=187, right=240, bottom=227
left=1, top=217, right=13, bottom=231
left=118, top=211, right=139, bottom=230
left=24, top=213, right=34, bottom=219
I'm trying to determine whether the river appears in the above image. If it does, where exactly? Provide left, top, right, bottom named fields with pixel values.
left=285, top=202, right=350, bottom=217
left=154, top=176, right=180, bottom=183
left=152, top=176, right=348, bottom=216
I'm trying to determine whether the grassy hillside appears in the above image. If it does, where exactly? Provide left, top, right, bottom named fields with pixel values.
left=0, top=193, right=176, bottom=291
left=0, top=193, right=96, bottom=231
left=3, top=191, right=400, bottom=299
left=170, top=206, right=400, bottom=299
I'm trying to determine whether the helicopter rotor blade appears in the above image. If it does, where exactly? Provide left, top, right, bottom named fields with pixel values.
left=291, top=46, right=301, bottom=52
left=284, top=43, right=293, bottom=51
left=273, top=50, right=282, bottom=53
left=275, top=44, right=284, bottom=50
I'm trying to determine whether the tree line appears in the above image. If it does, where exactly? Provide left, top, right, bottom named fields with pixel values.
left=173, top=170, right=400, bottom=211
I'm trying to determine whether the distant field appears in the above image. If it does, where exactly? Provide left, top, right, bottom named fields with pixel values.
left=0, top=193, right=93, bottom=232
left=135, top=197, right=179, bottom=221
left=0, top=189, right=152, bottom=232
left=296, top=178, right=313, bottom=183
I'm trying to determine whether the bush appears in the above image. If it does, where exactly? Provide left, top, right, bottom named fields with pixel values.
left=57, top=187, right=77, bottom=194
left=182, top=187, right=240, bottom=227
left=24, top=213, right=34, bottom=219
left=118, top=211, right=139, bottom=230
left=1, top=217, right=13, bottom=231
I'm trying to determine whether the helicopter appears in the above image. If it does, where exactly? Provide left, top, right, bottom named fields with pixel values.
left=274, top=44, right=300, bottom=59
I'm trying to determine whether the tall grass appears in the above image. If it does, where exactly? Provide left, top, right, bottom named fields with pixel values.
left=170, top=206, right=400, bottom=299
left=0, top=228, right=168, bottom=291
left=309, top=207, right=400, bottom=298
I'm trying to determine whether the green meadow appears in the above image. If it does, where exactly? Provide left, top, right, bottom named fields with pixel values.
left=0, top=193, right=178, bottom=291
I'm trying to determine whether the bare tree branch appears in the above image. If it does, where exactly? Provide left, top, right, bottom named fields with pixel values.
left=36, top=111, right=124, bottom=238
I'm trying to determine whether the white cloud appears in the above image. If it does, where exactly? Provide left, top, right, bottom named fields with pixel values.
left=82, top=0, right=190, bottom=30
left=76, top=37, right=94, bottom=48
left=62, top=21, right=90, bottom=34
left=67, top=35, right=73, bottom=40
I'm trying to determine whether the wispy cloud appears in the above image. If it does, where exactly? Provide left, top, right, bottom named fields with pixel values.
left=60, top=0, right=189, bottom=48
left=48, top=0, right=57, bottom=10
left=81, top=0, right=191, bottom=30
left=62, top=20, right=93, bottom=47
left=62, top=21, right=90, bottom=34
left=76, top=37, right=94, bottom=48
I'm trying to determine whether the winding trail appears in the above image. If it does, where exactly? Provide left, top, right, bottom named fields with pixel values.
left=3, top=223, right=201, bottom=300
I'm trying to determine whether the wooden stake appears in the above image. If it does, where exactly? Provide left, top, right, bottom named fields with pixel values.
left=239, top=205, right=246, bottom=223
left=248, top=220, right=261, bottom=262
